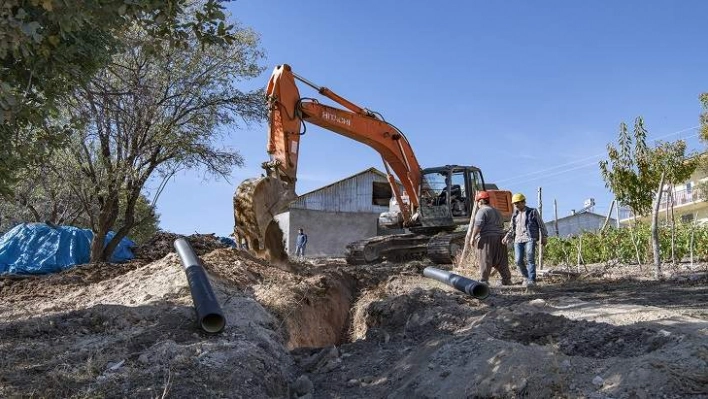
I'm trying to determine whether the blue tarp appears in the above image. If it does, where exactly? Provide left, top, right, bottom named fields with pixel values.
left=0, top=223, right=135, bottom=275
left=218, top=236, right=237, bottom=248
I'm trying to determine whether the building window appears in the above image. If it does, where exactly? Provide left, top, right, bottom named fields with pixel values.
left=681, top=213, right=694, bottom=223
left=372, top=182, right=392, bottom=206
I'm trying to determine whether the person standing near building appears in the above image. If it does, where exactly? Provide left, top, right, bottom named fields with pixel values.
left=471, top=191, right=512, bottom=286
left=502, top=193, right=548, bottom=287
left=295, top=228, right=308, bottom=259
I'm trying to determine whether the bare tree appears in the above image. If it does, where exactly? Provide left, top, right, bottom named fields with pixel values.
left=58, top=23, right=266, bottom=261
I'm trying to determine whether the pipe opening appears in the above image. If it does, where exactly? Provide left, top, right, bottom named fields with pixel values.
left=201, top=313, right=226, bottom=333
left=469, top=283, right=489, bottom=300
left=423, top=267, right=488, bottom=300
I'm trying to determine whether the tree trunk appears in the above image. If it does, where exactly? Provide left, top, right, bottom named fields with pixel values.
left=629, top=226, right=642, bottom=270
left=690, top=225, right=695, bottom=268
left=669, top=185, right=676, bottom=264
left=90, top=191, right=121, bottom=262
left=102, top=197, right=138, bottom=261
left=553, top=199, right=559, bottom=236
left=615, top=198, right=621, bottom=228
left=602, top=200, right=616, bottom=231
left=651, top=172, right=666, bottom=279
left=90, top=229, right=107, bottom=262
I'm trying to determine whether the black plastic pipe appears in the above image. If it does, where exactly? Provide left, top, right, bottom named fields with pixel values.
left=423, top=267, right=490, bottom=300
left=174, top=238, right=226, bottom=333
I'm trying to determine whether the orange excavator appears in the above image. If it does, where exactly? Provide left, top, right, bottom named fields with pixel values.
left=234, top=64, right=512, bottom=264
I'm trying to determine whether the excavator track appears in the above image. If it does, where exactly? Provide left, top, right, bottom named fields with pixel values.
left=344, top=234, right=430, bottom=265
left=426, top=231, right=467, bottom=264
left=344, top=231, right=468, bottom=265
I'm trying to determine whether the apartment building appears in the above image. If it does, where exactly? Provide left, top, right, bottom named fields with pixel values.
left=618, top=168, right=708, bottom=224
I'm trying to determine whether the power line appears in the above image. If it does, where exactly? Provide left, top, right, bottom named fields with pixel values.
left=522, top=166, right=601, bottom=186
left=495, top=153, right=604, bottom=184
left=496, top=126, right=701, bottom=185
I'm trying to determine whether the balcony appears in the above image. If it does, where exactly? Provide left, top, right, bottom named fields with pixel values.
left=618, top=187, right=703, bottom=221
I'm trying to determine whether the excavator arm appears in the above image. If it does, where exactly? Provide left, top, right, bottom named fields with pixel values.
left=234, top=64, right=423, bottom=259
left=266, top=64, right=421, bottom=214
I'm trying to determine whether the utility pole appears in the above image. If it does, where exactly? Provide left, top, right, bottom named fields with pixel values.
left=553, top=199, right=559, bottom=236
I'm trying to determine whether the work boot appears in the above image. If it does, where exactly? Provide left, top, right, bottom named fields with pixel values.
left=522, top=279, right=536, bottom=287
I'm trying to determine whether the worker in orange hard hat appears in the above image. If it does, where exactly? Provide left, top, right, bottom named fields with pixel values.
left=471, top=191, right=512, bottom=286
left=502, top=192, right=548, bottom=287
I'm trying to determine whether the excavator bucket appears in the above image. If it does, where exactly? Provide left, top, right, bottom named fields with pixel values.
left=233, top=176, right=297, bottom=262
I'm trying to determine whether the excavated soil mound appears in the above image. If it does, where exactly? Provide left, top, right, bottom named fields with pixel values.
left=0, top=260, right=145, bottom=300
left=0, top=252, right=295, bottom=398
left=133, top=231, right=232, bottom=261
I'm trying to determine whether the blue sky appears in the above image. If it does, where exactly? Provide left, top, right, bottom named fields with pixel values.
left=155, top=0, right=707, bottom=236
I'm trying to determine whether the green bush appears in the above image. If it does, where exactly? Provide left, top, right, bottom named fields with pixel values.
left=543, top=222, right=708, bottom=266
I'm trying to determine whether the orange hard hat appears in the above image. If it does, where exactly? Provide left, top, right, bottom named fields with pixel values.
left=475, top=191, right=490, bottom=201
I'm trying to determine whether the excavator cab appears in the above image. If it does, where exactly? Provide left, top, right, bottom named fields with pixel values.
left=409, top=164, right=511, bottom=231
left=379, top=164, right=511, bottom=234
left=416, top=165, right=481, bottom=230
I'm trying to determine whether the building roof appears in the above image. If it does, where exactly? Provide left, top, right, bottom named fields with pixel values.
left=297, top=167, right=394, bottom=198
left=545, top=211, right=611, bottom=224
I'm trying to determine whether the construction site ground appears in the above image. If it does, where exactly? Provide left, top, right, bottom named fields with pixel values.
left=1, top=236, right=707, bottom=399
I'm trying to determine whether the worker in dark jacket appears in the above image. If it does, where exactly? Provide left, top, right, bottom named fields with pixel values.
left=471, top=191, right=512, bottom=286
left=502, top=193, right=548, bottom=287
left=295, top=228, right=308, bottom=259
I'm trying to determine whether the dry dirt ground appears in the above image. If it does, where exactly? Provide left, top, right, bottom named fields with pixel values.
left=1, top=240, right=707, bottom=398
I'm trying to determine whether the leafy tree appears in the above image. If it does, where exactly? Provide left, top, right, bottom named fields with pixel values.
left=600, top=117, right=655, bottom=219
left=0, top=0, right=236, bottom=196
left=55, top=22, right=265, bottom=261
left=600, top=118, right=697, bottom=219
left=601, top=117, right=697, bottom=276
left=650, top=140, right=699, bottom=265
left=0, top=161, right=85, bottom=230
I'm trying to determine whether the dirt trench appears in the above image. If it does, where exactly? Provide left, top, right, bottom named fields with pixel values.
left=256, top=268, right=359, bottom=350
left=255, top=263, right=708, bottom=399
